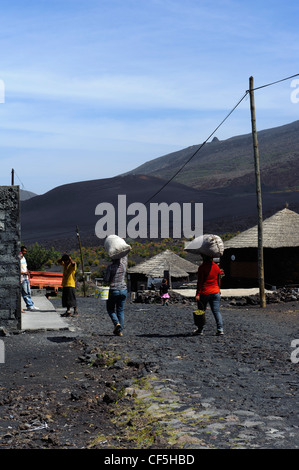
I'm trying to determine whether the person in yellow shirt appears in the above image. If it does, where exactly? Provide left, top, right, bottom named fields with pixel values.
left=57, top=254, right=77, bottom=317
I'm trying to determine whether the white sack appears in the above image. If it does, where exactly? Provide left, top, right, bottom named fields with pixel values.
left=104, top=234, right=131, bottom=259
left=185, top=234, right=224, bottom=257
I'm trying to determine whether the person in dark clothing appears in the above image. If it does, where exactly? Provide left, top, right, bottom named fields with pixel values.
left=160, top=278, right=170, bottom=306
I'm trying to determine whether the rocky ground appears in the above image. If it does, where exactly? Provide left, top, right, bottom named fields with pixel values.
left=0, top=293, right=298, bottom=452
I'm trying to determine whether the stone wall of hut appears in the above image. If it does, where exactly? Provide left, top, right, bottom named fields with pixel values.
left=0, top=186, right=21, bottom=326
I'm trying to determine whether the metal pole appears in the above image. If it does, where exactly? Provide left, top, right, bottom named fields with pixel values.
left=249, top=76, right=266, bottom=308
left=11, top=168, right=14, bottom=185
left=76, top=225, right=86, bottom=297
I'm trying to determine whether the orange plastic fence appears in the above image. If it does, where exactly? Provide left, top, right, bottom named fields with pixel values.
left=29, top=271, right=63, bottom=292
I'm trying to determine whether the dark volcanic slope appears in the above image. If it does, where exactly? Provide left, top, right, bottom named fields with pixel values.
left=127, top=120, right=299, bottom=191
left=21, top=174, right=299, bottom=248
left=20, top=175, right=207, bottom=245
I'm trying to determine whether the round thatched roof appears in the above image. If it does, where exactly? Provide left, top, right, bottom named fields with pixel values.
left=224, top=208, right=299, bottom=249
left=127, top=249, right=198, bottom=278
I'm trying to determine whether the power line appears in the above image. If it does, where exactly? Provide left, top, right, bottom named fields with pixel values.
left=144, top=72, right=299, bottom=204
left=22, top=229, right=75, bottom=242
left=144, top=91, right=249, bottom=204
left=14, top=171, right=25, bottom=189
left=247, top=73, right=299, bottom=92
left=18, top=72, right=299, bottom=221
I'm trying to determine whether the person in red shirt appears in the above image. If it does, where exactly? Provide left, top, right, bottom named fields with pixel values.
left=194, top=255, right=224, bottom=336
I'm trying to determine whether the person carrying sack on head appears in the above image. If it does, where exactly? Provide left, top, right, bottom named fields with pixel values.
left=104, top=255, right=128, bottom=337
left=194, top=254, right=224, bottom=336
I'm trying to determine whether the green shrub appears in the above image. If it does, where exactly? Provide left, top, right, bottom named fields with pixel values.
left=24, top=243, right=60, bottom=271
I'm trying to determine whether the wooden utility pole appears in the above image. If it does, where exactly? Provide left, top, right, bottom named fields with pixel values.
left=76, top=225, right=86, bottom=297
left=11, top=168, right=14, bottom=185
left=249, top=76, right=266, bottom=308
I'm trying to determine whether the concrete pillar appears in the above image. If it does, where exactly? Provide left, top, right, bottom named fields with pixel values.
left=0, top=186, right=21, bottom=328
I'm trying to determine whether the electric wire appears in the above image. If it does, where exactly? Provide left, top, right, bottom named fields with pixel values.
left=144, top=73, right=299, bottom=204
left=144, top=90, right=249, bottom=204
left=18, top=72, right=299, bottom=242
left=247, top=73, right=299, bottom=92
left=14, top=171, right=25, bottom=189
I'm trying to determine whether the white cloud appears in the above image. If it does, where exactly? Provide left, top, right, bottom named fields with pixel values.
left=0, top=0, right=298, bottom=194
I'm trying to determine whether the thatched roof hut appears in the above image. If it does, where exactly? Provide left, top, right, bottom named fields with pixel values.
left=127, top=250, right=198, bottom=290
left=222, top=208, right=299, bottom=288
left=224, top=208, right=299, bottom=249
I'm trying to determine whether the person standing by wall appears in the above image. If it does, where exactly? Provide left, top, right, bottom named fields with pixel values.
left=104, top=255, right=128, bottom=336
left=20, top=246, right=38, bottom=311
left=57, top=254, right=78, bottom=317
left=194, top=255, right=224, bottom=336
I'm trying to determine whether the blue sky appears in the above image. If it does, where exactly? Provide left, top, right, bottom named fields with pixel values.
left=0, top=0, right=298, bottom=194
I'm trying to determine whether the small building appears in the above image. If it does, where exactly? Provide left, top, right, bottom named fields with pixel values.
left=127, top=249, right=198, bottom=291
left=221, top=208, right=299, bottom=288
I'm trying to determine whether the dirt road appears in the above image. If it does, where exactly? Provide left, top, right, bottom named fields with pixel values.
left=0, top=296, right=298, bottom=450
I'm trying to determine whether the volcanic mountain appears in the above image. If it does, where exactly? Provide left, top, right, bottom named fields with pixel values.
left=125, top=120, right=299, bottom=192
left=20, top=121, right=299, bottom=250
